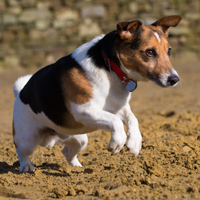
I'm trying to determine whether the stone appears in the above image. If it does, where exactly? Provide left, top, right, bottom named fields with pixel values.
left=4, top=55, right=20, bottom=67
left=0, top=1, right=6, bottom=9
left=29, top=30, right=44, bottom=40
left=3, top=13, right=18, bottom=25
left=55, top=9, right=79, bottom=21
left=81, top=5, right=106, bottom=19
left=7, top=7, right=22, bottom=15
left=175, top=51, right=198, bottom=61
left=118, top=12, right=135, bottom=21
left=144, top=3, right=151, bottom=12
left=160, top=1, right=169, bottom=9
left=7, top=0, right=19, bottom=7
left=185, top=13, right=199, bottom=21
left=129, top=2, right=138, bottom=14
left=45, top=56, right=55, bottom=68
left=35, top=20, right=50, bottom=30
left=169, top=27, right=191, bottom=36
left=163, top=10, right=179, bottom=16
left=37, top=1, right=53, bottom=9
left=19, top=0, right=36, bottom=8
left=2, top=31, right=15, bottom=41
left=53, top=20, right=75, bottom=29
left=19, top=9, right=51, bottom=23
left=53, top=9, right=79, bottom=28
left=78, top=18, right=102, bottom=38
left=16, top=31, right=27, bottom=40
left=178, top=35, right=187, bottom=45
left=143, top=17, right=157, bottom=25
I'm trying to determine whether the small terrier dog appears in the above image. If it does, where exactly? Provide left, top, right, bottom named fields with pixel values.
left=13, top=15, right=182, bottom=172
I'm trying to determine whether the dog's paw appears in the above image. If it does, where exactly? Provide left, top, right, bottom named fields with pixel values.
left=109, top=132, right=127, bottom=154
left=68, top=158, right=83, bottom=167
left=126, top=133, right=142, bottom=156
left=19, top=162, right=35, bottom=173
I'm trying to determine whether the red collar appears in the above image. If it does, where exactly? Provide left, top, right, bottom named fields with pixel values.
left=102, top=51, right=137, bottom=92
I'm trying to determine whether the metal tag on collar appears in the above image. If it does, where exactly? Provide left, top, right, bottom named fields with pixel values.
left=126, top=81, right=137, bottom=92
left=121, top=77, right=128, bottom=84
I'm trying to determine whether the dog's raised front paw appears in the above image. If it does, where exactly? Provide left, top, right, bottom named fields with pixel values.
left=109, top=132, right=127, bottom=154
left=126, top=133, right=142, bottom=156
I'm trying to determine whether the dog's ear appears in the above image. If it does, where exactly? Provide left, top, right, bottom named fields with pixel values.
left=117, top=20, right=142, bottom=41
left=151, top=15, right=182, bottom=37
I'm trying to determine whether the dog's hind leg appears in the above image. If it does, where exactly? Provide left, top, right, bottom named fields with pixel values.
left=13, top=97, right=42, bottom=172
left=13, top=122, right=38, bottom=173
left=13, top=116, right=41, bottom=172
left=62, top=134, right=88, bottom=167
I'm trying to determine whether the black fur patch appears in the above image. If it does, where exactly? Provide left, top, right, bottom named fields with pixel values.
left=87, top=30, right=121, bottom=71
left=129, top=28, right=143, bottom=50
left=20, top=55, right=81, bottom=127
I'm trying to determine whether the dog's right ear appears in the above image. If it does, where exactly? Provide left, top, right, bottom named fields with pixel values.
left=117, top=20, right=142, bottom=42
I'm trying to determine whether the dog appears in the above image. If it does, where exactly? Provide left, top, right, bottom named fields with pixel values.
left=13, top=15, right=182, bottom=172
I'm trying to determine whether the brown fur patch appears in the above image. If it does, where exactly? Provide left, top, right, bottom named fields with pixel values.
left=39, top=127, right=56, bottom=135
left=62, top=66, right=93, bottom=105
left=61, top=66, right=93, bottom=129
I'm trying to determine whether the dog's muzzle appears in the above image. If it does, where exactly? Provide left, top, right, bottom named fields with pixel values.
left=167, top=74, right=180, bottom=86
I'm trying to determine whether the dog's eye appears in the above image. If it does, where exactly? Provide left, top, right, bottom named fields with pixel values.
left=145, top=49, right=156, bottom=57
left=168, top=48, right=171, bottom=56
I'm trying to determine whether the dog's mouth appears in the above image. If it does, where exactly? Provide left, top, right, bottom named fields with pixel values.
left=147, top=73, right=180, bottom=87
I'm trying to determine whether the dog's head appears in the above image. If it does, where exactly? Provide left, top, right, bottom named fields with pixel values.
left=115, top=15, right=182, bottom=87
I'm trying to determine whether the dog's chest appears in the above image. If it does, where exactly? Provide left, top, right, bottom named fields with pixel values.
left=89, top=72, right=131, bottom=113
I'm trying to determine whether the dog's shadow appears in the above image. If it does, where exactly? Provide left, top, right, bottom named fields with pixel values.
left=0, top=161, right=60, bottom=174
left=0, top=161, right=19, bottom=174
left=0, top=161, right=93, bottom=177
left=0, top=161, right=70, bottom=177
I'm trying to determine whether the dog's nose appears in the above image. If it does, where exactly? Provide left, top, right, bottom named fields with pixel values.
left=167, top=74, right=180, bottom=86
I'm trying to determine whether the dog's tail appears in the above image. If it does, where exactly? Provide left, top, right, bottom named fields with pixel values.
left=13, top=75, right=32, bottom=97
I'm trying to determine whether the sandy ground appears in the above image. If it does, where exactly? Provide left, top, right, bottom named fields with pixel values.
left=0, top=60, right=200, bottom=200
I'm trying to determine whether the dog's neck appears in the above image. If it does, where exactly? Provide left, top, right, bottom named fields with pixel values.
left=99, top=31, right=121, bottom=67
left=101, top=50, right=137, bottom=92
left=99, top=32, right=137, bottom=92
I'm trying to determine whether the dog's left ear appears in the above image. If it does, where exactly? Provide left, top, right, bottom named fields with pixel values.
left=152, top=15, right=182, bottom=37
left=117, top=20, right=142, bottom=41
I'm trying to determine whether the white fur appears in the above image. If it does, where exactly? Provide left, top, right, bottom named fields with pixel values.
left=171, top=69, right=179, bottom=87
left=13, top=74, right=32, bottom=97
left=154, top=32, right=161, bottom=43
left=13, top=36, right=142, bottom=172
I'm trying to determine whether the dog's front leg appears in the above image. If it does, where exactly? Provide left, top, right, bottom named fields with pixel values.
left=71, top=106, right=127, bottom=154
left=117, top=105, right=142, bottom=156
